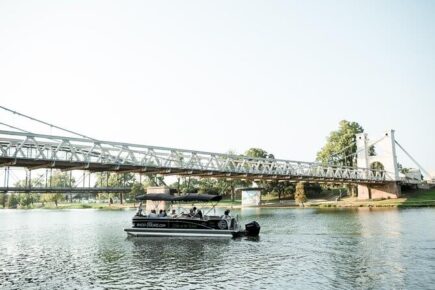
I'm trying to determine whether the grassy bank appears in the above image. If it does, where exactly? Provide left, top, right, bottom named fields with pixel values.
left=307, top=189, right=435, bottom=208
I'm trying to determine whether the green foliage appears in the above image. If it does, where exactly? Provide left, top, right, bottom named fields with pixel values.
left=38, top=193, right=65, bottom=207
left=197, top=178, right=220, bottom=195
left=95, top=172, right=137, bottom=204
left=171, top=177, right=199, bottom=193
left=263, top=180, right=295, bottom=199
left=40, top=193, right=52, bottom=205
left=304, top=183, right=322, bottom=197
left=316, top=120, right=364, bottom=167
left=18, top=193, right=34, bottom=208
left=50, top=171, right=76, bottom=187
left=128, top=182, right=145, bottom=201
left=0, top=193, right=7, bottom=208
left=51, top=193, right=65, bottom=207
left=245, top=148, right=269, bottom=159
left=245, top=148, right=287, bottom=197
left=8, top=194, right=19, bottom=208
left=95, top=172, right=136, bottom=187
left=294, top=182, right=307, bottom=204
left=371, top=161, right=385, bottom=171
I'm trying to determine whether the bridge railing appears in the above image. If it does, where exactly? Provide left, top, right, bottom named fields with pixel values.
left=0, top=130, right=388, bottom=182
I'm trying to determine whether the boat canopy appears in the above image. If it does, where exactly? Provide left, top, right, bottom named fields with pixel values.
left=136, top=193, right=222, bottom=202
left=136, top=194, right=175, bottom=201
left=174, top=194, right=222, bottom=202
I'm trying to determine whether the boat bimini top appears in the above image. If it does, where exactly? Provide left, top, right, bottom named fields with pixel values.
left=136, top=193, right=223, bottom=202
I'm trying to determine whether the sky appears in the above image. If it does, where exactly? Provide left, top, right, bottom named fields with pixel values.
left=0, top=0, right=434, bottom=175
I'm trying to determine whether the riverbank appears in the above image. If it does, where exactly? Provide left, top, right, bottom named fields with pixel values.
left=263, top=189, right=435, bottom=208
left=2, top=189, right=435, bottom=210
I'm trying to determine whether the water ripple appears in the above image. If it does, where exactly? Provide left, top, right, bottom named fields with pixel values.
left=1, top=208, right=435, bottom=289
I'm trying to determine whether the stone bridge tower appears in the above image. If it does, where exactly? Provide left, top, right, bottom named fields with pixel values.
left=356, top=130, right=401, bottom=199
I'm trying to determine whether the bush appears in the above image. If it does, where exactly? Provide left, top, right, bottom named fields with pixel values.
left=0, top=194, right=7, bottom=208
left=8, top=194, right=19, bottom=208
left=19, top=194, right=34, bottom=208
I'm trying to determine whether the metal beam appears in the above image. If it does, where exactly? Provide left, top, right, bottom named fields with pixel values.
left=0, top=130, right=389, bottom=184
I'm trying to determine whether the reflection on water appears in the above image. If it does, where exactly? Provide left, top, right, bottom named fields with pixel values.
left=1, top=208, right=435, bottom=289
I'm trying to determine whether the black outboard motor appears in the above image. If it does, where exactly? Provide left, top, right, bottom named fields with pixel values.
left=245, top=221, right=261, bottom=237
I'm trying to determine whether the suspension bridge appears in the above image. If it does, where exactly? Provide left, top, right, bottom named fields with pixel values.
left=0, top=106, right=432, bottom=199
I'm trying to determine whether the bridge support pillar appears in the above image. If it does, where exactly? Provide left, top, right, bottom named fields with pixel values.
left=357, top=182, right=401, bottom=200
left=240, top=188, right=262, bottom=207
left=145, top=186, right=170, bottom=212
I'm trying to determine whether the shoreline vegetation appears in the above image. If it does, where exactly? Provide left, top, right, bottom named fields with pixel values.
left=2, top=189, right=435, bottom=210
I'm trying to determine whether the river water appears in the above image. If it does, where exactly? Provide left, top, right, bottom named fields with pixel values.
left=1, top=207, right=434, bottom=289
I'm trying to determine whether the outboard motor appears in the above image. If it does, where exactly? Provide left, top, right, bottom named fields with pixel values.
left=245, top=221, right=261, bottom=237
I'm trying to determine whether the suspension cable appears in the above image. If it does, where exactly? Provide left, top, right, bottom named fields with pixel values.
left=0, top=105, right=97, bottom=141
left=0, top=122, right=33, bottom=134
left=329, top=135, right=387, bottom=166
left=395, top=140, right=431, bottom=178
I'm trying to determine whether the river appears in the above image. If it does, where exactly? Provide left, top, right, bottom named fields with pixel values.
left=1, top=207, right=434, bottom=289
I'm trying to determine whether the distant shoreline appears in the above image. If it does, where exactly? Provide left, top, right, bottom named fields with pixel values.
left=2, top=189, right=434, bottom=210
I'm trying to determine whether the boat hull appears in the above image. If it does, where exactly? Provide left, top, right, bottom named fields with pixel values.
left=124, top=227, right=236, bottom=238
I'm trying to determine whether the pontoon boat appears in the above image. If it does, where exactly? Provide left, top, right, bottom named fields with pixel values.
left=124, top=194, right=260, bottom=238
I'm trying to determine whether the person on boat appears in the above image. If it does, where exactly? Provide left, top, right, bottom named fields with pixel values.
left=158, top=210, right=166, bottom=217
left=219, top=209, right=232, bottom=229
left=135, top=202, right=144, bottom=216
left=170, top=209, right=177, bottom=217
left=148, top=210, right=158, bottom=218
left=221, top=209, right=231, bottom=219
left=162, top=210, right=168, bottom=217
left=188, top=208, right=195, bottom=218
left=195, top=209, right=203, bottom=219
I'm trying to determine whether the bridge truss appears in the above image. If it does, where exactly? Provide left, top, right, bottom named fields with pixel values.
left=0, top=130, right=388, bottom=185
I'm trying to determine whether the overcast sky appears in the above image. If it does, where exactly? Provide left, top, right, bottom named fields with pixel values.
left=1, top=0, right=434, bottom=174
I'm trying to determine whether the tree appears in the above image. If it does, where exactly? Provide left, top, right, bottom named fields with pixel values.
left=0, top=193, right=7, bottom=208
left=265, top=180, right=295, bottom=200
left=18, top=193, right=34, bottom=208
left=129, top=182, right=145, bottom=204
left=48, top=171, right=75, bottom=205
left=171, top=177, right=201, bottom=194
left=245, top=148, right=275, bottom=196
left=50, top=171, right=76, bottom=188
left=294, top=182, right=307, bottom=205
left=317, top=120, right=367, bottom=197
left=213, top=150, right=251, bottom=201
left=215, top=178, right=250, bottom=201
left=8, top=193, right=19, bottom=208
left=316, top=120, right=364, bottom=167
left=51, top=193, right=64, bottom=207
left=40, top=193, right=52, bottom=207
left=95, top=172, right=136, bottom=204
left=245, top=148, right=269, bottom=159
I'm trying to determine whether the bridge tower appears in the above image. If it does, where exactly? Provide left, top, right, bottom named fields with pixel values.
left=356, top=130, right=401, bottom=199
